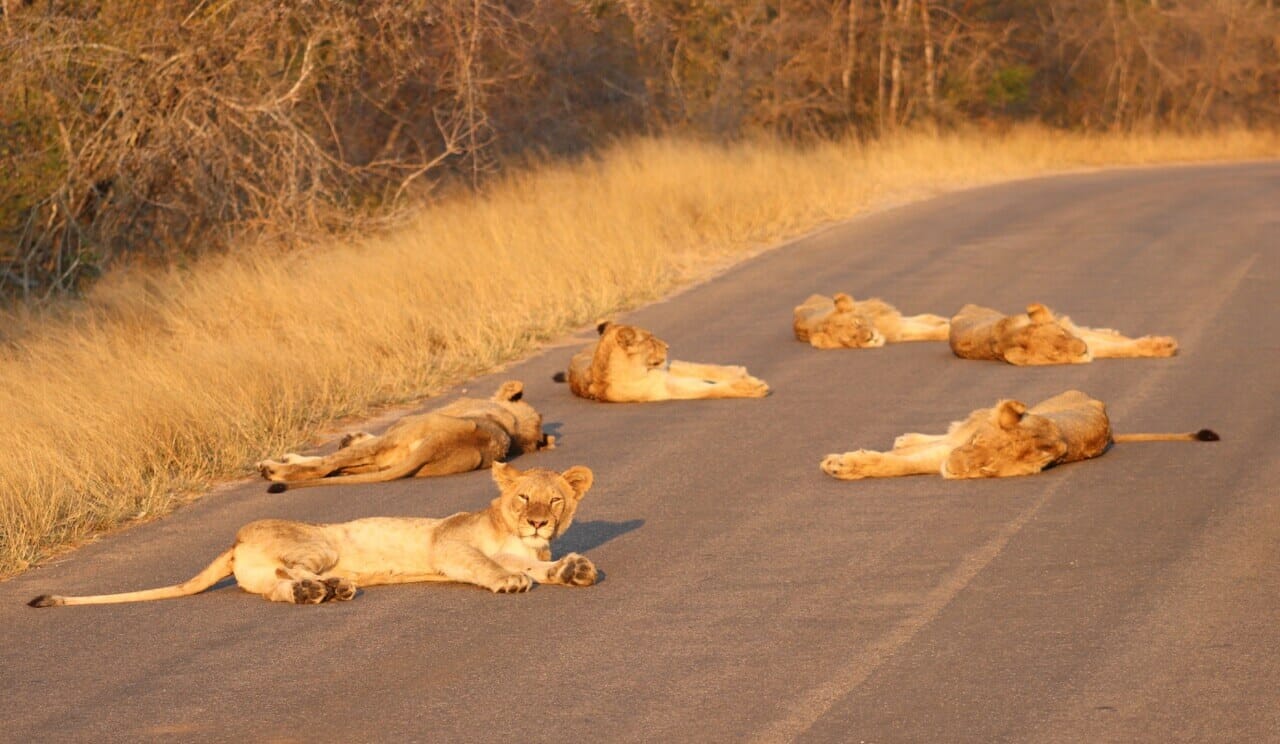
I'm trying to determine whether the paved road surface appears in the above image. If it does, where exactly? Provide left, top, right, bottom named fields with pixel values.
left=3, top=163, right=1278, bottom=743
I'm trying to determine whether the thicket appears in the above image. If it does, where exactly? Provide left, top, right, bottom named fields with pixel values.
left=3, top=0, right=1278, bottom=301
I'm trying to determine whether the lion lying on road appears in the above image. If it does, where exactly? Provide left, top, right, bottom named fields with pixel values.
left=29, top=463, right=597, bottom=607
left=555, top=322, right=770, bottom=402
left=821, top=390, right=1216, bottom=480
left=793, top=293, right=950, bottom=349
left=257, top=380, right=552, bottom=492
left=949, top=303, right=1178, bottom=365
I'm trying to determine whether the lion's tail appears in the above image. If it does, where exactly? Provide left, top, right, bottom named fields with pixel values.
left=267, top=447, right=439, bottom=493
left=1114, top=429, right=1220, bottom=443
left=28, top=548, right=234, bottom=608
left=552, top=371, right=567, bottom=383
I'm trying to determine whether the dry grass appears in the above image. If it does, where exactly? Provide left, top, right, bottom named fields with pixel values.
left=2, top=126, right=1277, bottom=577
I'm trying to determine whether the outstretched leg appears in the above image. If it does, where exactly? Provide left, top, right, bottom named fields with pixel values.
left=661, top=371, right=770, bottom=400
left=432, top=541, right=533, bottom=593
left=893, top=313, right=951, bottom=341
left=821, top=443, right=951, bottom=480
left=668, top=360, right=749, bottom=381
left=1059, top=318, right=1177, bottom=358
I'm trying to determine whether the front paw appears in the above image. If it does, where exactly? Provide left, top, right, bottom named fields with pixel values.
left=257, top=460, right=286, bottom=481
left=1140, top=336, right=1178, bottom=357
left=491, top=573, right=533, bottom=594
left=339, top=432, right=374, bottom=449
left=553, top=553, right=598, bottom=587
left=732, top=376, right=771, bottom=398
left=821, top=451, right=871, bottom=480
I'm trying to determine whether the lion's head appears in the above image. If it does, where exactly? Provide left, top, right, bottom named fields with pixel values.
left=490, top=462, right=594, bottom=548
left=816, top=293, right=886, bottom=348
left=1001, top=304, right=1090, bottom=365
left=598, top=321, right=669, bottom=369
left=941, top=399, right=1069, bottom=478
left=488, top=380, right=554, bottom=453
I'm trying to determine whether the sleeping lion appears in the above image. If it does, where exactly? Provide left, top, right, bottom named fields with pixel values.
left=793, top=293, right=950, bottom=349
left=554, top=321, right=769, bottom=402
left=821, top=390, right=1217, bottom=480
left=256, top=380, right=553, bottom=492
left=949, top=303, right=1178, bottom=365
left=29, top=463, right=597, bottom=606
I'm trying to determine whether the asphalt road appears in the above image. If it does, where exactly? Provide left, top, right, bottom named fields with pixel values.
left=3, top=163, right=1278, bottom=743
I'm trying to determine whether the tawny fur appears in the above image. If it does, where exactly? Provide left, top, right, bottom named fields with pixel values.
left=793, top=293, right=950, bottom=349
left=948, top=303, right=1178, bottom=366
left=821, top=390, right=1215, bottom=480
left=256, top=380, right=553, bottom=491
left=560, top=322, right=769, bottom=402
left=29, top=463, right=598, bottom=607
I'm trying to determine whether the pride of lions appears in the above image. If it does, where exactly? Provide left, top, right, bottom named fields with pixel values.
left=29, top=294, right=1213, bottom=609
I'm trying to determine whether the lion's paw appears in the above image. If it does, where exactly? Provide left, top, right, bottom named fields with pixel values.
left=258, top=460, right=286, bottom=481
left=292, top=578, right=326, bottom=605
left=492, top=573, right=533, bottom=594
left=734, top=376, right=771, bottom=398
left=339, top=432, right=375, bottom=449
left=323, top=577, right=357, bottom=602
left=1140, top=336, right=1178, bottom=357
left=553, top=553, right=598, bottom=587
left=821, top=452, right=870, bottom=480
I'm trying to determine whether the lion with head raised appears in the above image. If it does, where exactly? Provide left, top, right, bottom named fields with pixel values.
left=793, top=293, right=950, bottom=349
left=821, top=389, right=1216, bottom=480
left=257, top=380, right=553, bottom=492
left=949, top=303, right=1178, bottom=365
left=555, top=321, right=769, bottom=402
left=29, top=463, right=597, bottom=607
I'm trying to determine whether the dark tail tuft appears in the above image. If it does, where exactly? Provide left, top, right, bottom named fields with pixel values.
left=267, top=482, right=288, bottom=494
left=551, top=372, right=567, bottom=383
left=28, top=594, right=62, bottom=608
left=1196, top=429, right=1220, bottom=442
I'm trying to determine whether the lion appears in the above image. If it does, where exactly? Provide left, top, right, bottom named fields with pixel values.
left=793, top=293, right=950, bottom=349
left=949, top=303, right=1179, bottom=365
left=821, top=390, right=1217, bottom=480
left=28, top=463, right=597, bottom=607
left=553, top=321, right=770, bottom=402
left=256, top=380, right=553, bottom=492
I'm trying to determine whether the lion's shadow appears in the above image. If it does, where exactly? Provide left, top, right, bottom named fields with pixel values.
left=555, top=518, right=644, bottom=554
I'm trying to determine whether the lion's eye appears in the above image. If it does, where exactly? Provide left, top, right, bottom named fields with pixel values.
left=550, top=497, right=562, bottom=506
left=518, top=494, right=529, bottom=503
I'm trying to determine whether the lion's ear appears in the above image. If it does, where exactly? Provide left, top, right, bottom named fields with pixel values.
left=597, top=321, right=613, bottom=335
left=833, top=293, right=856, bottom=312
left=1026, top=303, right=1053, bottom=324
left=491, top=462, right=521, bottom=490
left=494, top=380, right=524, bottom=402
left=615, top=327, right=636, bottom=346
left=560, top=466, right=594, bottom=500
left=996, top=400, right=1028, bottom=429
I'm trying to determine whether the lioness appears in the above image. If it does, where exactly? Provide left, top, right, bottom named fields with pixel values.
left=949, top=303, right=1178, bottom=365
left=554, top=322, right=769, bottom=402
left=793, top=293, right=950, bottom=349
left=821, top=390, right=1216, bottom=480
left=257, top=380, right=552, bottom=492
left=29, top=463, right=597, bottom=607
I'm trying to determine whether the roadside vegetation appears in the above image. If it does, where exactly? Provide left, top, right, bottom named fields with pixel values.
left=2, top=1, right=1278, bottom=575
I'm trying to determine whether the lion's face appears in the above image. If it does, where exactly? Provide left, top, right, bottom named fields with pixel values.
left=491, top=463, right=594, bottom=546
left=942, top=400, right=1068, bottom=478
left=822, top=313, right=885, bottom=348
left=603, top=323, right=669, bottom=368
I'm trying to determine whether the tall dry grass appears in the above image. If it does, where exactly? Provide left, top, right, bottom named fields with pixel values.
left=2, top=126, right=1277, bottom=577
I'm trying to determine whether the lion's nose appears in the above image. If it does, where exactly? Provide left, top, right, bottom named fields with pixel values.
left=528, top=518, right=548, bottom=529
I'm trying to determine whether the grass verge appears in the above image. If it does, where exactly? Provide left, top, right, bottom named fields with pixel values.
left=2, top=126, right=1277, bottom=577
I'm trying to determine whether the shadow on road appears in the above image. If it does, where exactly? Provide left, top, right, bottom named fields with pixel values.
left=556, top=519, right=644, bottom=554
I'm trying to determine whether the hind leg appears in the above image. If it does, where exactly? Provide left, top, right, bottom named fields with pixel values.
left=258, top=438, right=385, bottom=482
left=233, top=540, right=347, bottom=604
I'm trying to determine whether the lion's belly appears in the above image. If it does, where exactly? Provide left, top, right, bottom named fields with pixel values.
left=324, top=518, right=441, bottom=579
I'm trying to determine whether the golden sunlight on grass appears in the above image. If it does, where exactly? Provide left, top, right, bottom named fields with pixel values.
left=1, top=126, right=1276, bottom=576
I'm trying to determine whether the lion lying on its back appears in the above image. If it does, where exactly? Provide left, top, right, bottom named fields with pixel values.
left=949, top=303, right=1178, bottom=365
left=556, top=322, right=769, bottom=402
left=257, top=380, right=552, bottom=491
left=793, top=293, right=950, bottom=349
left=30, top=462, right=597, bottom=607
left=822, top=390, right=1216, bottom=480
